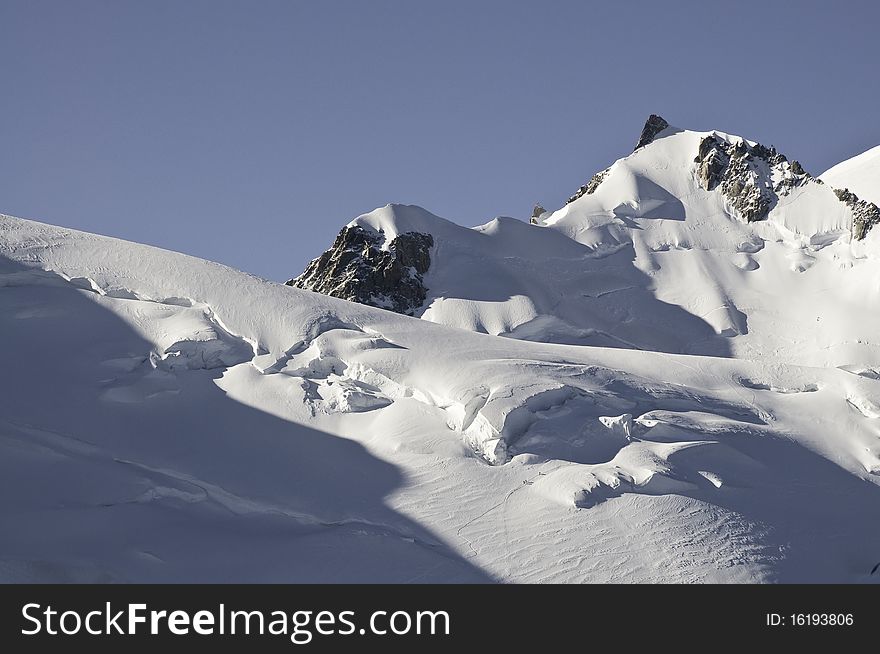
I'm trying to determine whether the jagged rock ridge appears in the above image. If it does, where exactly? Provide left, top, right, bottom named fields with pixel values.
left=694, top=134, right=811, bottom=223
left=287, top=225, right=433, bottom=315
left=566, top=167, right=610, bottom=205
left=833, top=188, right=880, bottom=239
left=634, top=114, right=670, bottom=150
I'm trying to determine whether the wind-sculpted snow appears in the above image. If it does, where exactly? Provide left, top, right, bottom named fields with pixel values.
left=291, top=121, right=880, bottom=372
left=4, top=114, right=880, bottom=583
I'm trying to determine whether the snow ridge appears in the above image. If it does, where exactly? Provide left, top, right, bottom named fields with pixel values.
left=4, top=114, right=880, bottom=583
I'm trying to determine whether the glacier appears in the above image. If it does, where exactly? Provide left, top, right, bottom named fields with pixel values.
left=2, top=117, right=880, bottom=583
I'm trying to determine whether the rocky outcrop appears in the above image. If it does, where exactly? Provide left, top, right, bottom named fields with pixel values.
left=634, top=114, right=670, bottom=151
left=833, top=188, right=880, bottom=240
left=566, top=167, right=610, bottom=205
left=287, top=225, right=433, bottom=315
left=693, top=134, right=878, bottom=238
left=566, top=115, right=669, bottom=206
left=530, top=203, right=546, bottom=224
left=694, top=134, right=811, bottom=223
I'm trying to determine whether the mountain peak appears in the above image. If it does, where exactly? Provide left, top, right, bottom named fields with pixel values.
left=634, top=114, right=670, bottom=151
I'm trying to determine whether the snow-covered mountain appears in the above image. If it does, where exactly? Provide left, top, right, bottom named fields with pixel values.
left=3, top=116, right=880, bottom=583
left=821, top=144, right=880, bottom=206
left=291, top=118, right=880, bottom=368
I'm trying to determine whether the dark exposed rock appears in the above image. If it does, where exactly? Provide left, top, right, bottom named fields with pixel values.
left=634, top=114, right=670, bottom=151
left=694, top=134, right=811, bottom=223
left=567, top=114, right=669, bottom=206
left=566, top=167, right=610, bottom=204
left=695, top=135, right=730, bottom=191
left=693, top=135, right=877, bottom=238
left=287, top=225, right=433, bottom=315
left=834, top=188, right=880, bottom=240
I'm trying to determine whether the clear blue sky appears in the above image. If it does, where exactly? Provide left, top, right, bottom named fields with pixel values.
left=2, top=0, right=878, bottom=280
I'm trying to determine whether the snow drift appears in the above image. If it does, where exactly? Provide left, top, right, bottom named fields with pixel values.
left=2, top=116, right=880, bottom=583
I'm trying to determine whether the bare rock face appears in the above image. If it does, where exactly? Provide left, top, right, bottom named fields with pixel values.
left=566, top=167, right=610, bottom=205
left=287, top=225, right=433, bottom=315
left=634, top=114, right=670, bottom=150
left=834, top=188, right=880, bottom=240
left=694, top=134, right=811, bottom=223
left=695, top=135, right=732, bottom=190
left=693, top=134, right=878, bottom=238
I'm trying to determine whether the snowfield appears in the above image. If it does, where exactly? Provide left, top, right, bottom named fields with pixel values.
left=2, top=120, right=880, bottom=583
left=822, top=144, right=880, bottom=207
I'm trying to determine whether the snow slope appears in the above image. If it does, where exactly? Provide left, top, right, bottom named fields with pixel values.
left=2, top=211, right=880, bottom=583
left=336, top=123, right=880, bottom=370
left=821, top=144, right=880, bottom=206
left=349, top=204, right=730, bottom=355
left=539, top=125, right=880, bottom=368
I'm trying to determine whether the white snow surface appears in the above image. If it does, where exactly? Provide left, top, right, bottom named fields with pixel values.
left=821, top=144, right=880, bottom=206
left=351, top=129, right=880, bottom=370
left=2, top=125, right=880, bottom=583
